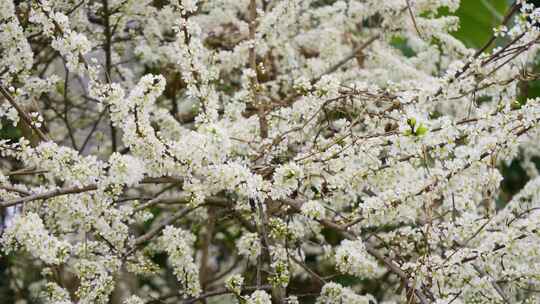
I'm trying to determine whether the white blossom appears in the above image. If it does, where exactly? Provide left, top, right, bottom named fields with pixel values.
left=158, top=226, right=201, bottom=297
left=300, top=200, right=326, bottom=220
left=245, top=290, right=272, bottom=304
left=335, top=239, right=380, bottom=278
left=316, top=282, right=375, bottom=304
left=236, top=232, right=261, bottom=261
left=2, top=213, right=71, bottom=265
left=225, top=274, right=244, bottom=295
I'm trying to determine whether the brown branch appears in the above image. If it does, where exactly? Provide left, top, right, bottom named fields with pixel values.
left=405, top=0, right=422, bottom=38
left=132, top=206, right=197, bottom=246
left=1, top=184, right=97, bottom=209
left=287, top=252, right=326, bottom=286
left=6, top=168, right=48, bottom=177
left=199, top=207, right=216, bottom=290
left=248, top=0, right=268, bottom=139
left=0, top=86, right=50, bottom=143
left=0, top=177, right=183, bottom=209
left=101, top=0, right=118, bottom=152
left=0, top=186, right=31, bottom=196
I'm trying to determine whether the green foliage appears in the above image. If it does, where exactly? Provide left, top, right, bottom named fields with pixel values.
left=0, top=119, right=21, bottom=141
left=452, top=0, right=508, bottom=48
left=498, top=158, right=531, bottom=207
left=390, top=36, right=416, bottom=58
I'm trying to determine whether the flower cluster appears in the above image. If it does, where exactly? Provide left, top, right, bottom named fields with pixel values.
left=334, top=239, right=381, bottom=279
left=2, top=212, right=71, bottom=265
left=316, top=282, right=375, bottom=304
left=158, top=226, right=201, bottom=297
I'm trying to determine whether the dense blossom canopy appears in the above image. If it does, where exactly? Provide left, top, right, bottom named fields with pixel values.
left=2, top=0, right=540, bottom=303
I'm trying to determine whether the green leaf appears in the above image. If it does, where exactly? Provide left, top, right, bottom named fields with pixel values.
left=0, top=119, right=22, bottom=140
left=390, top=35, right=416, bottom=58
left=511, top=100, right=522, bottom=110
left=452, top=0, right=508, bottom=48
left=415, top=124, right=429, bottom=136
left=407, top=117, right=416, bottom=128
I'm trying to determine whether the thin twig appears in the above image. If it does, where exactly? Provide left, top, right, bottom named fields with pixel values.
left=0, top=177, right=183, bottom=208
left=405, top=0, right=423, bottom=38
left=132, top=206, right=197, bottom=246
left=0, top=86, right=49, bottom=142
left=472, top=264, right=511, bottom=304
